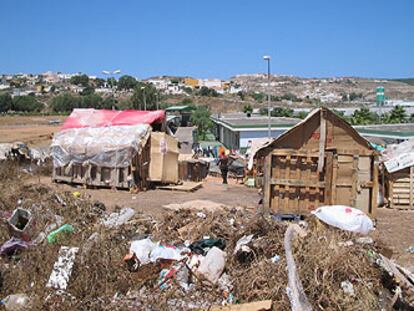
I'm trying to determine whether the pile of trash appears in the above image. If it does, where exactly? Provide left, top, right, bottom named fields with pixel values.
left=0, top=166, right=414, bottom=310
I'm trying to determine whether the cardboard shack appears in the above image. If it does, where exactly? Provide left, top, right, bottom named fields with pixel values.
left=51, top=109, right=167, bottom=190
left=255, top=108, right=378, bottom=217
left=382, top=140, right=414, bottom=209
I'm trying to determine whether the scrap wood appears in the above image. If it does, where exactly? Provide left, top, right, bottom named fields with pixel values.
left=201, top=300, right=272, bottom=311
left=379, top=254, right=414, bottom=293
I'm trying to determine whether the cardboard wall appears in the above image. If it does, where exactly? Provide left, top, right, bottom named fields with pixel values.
left=149, top=133, right=179, bottom=184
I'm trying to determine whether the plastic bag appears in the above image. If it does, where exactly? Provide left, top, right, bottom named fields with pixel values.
left=150, top=244, right=184, bottom=262
left=197, top=246, right=226, bottom=284
left=129, top=238, right=157, bottom=265
left=311, top=205, right=374, bottom=235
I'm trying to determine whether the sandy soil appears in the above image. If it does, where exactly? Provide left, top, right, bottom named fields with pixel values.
left=0, top=115, right=63, bottom=147
left=38, top=175, right=260, bottom=217
left=376, top=208, right=414, bottom=269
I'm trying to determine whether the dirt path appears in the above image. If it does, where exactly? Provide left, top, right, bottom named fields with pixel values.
left=37, top=175, right=260, bottom=217
left=376, top=208, right=414, bottom=269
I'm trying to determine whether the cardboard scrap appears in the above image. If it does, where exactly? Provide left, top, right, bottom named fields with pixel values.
left=202, top=300, right=272, bottom=311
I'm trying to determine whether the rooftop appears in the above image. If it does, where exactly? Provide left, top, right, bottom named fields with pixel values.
left=211, top=113, right=301, bottom=130
left=355, top=123, right=414, bottom=139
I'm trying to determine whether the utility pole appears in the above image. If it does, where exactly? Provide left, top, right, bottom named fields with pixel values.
left=263, top=55, right=271, bottom=139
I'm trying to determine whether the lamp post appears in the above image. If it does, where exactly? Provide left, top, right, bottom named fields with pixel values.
left=263, top=55, right=271, bottom=139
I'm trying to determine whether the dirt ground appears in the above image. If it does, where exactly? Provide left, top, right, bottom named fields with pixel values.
left=38, top=175, right=260, bottom=216
left=376, top=208, right=414, bottom=269
left=0, top=115, right=62, bottom=147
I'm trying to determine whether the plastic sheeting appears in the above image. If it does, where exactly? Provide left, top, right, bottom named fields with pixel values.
left=61, top=109, right=165, bottom=129
left=51, top=124, right=151, bottom=168
left=382, top=139, right=414, bottom=173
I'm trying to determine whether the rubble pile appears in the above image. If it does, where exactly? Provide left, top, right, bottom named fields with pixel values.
left=0, top=166, right=413, bottom=310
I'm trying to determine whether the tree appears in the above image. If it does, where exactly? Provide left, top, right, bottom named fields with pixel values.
left=82, top=94, right=103, bottom=108
left=271, top=107, right=294, bottom=117
left=94, top=78, right=106, bottom=88
left=70, top=74, right=89, bottom=87
left=80, top=86, right=95, bottom=96
left=252, top=92, right=266, bottom=102
left=385, top=105, right=407, bottom=124
left=118, top=75, right=138, bottom=90
left=50, top=93, right=82, bottom=113
left=101, top=97, right=117, bottom=110
left=350, top=107, right=377, bottom=125
left=237, top=91, right=246, bottom=100
left=295, top=111, right=308, bottom=119
left=130, top=83, right=158, bottom=110
left=107, top=77, right=117, bottom=88
left=0, top=93, right=12, bottom=113
left=198, top=86, right=219, bottom=97
left=243, top=104, right=253, bottom=114
left=12, top=95, right=44, bottom=112
left=190, top=106, right=213, bottom=140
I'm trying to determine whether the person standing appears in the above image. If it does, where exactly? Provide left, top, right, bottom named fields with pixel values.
left=217, top=151, right=230, bottom=184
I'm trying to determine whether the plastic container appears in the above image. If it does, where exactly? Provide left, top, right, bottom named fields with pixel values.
left=47, top=224, right=74, bottom=244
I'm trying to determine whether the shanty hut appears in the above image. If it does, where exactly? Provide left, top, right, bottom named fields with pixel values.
left=382, top=140, right=414, bottom=209
left=255, top=107, right=378, bottom=217
left=51, top=109, right=166, bottom=190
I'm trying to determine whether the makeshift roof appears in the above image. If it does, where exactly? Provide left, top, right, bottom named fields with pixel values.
left=61, top=109, right=165, bottom=129
left=382, top=139, right=414, bottom=173
left=211, top=113, right=301, bottom=131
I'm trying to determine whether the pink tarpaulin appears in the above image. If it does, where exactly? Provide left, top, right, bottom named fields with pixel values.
left=61, top=109, right=166, bottom=129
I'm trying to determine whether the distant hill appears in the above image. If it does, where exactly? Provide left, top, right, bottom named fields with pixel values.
left=391, top=78, right=414, bottom=86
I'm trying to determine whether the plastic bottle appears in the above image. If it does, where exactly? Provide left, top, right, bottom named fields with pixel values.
left=1, top=294, right=30, bottom=311
left=47, top=224, right=74, bottom=244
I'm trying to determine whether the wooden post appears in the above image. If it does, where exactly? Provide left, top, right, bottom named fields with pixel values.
left=317, top=110, right=327, bottom=172
left=410, top=166, right=413, bottom=209
left=263, top=154, right=272, bottom=212
left=284, top=155, right=291, bottom=212
left=371, top=158, right=379, bottom=217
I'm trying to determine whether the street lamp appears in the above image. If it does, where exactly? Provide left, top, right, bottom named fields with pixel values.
left=263, top=55, right=271, bottom=139
left=102, top=69, right=121, bottom=110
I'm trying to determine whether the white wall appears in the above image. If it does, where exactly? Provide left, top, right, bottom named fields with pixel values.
left=239, top=129, right=287, bottom=148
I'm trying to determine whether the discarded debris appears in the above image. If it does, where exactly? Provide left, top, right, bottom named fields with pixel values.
left=47, top=224, right=74, bottom=244
left=102, top=207, right=135, bottom=227
left=311, top=205, right=374, bottom=234
left=46, top=246, right=79, bottom=290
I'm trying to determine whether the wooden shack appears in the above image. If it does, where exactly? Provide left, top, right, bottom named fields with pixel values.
left=382, top=140, right=414, bottom=209
left=256, top=108, right=378, bottom=217
left=51, top=109, right=165, bottom=190
left=385, top=167, right=414, bottom=209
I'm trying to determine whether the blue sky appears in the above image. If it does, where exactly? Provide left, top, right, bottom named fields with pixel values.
left=1, top=0, right=413, bottom=79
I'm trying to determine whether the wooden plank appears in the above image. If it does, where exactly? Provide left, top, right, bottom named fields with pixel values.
left=295, top=156, right=301, bottom=213
left=263, top=154, right=272, bottom=211
left=331, top=154, right=338, bottom=204
left=370, top=158, right=378, bottom=216
left=272, top=149, right=318, bottom=158
left=317, top=110, right=326, bottom=172
left=351, top=155, right=359, bottom=207
left=284, top=155, right=291, bottom=212
left=157, top=181, right=202, bottom=192
left=325, top=152, right=333, bottom=205
left=410, top=166, right=413, bottom=208
left=304, top=156, right=312, bottom=210
left=270, top=178, right=325, bottom=188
